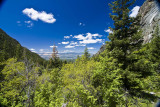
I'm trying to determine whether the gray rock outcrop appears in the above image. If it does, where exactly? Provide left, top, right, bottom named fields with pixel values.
left=139, top=0, right=160, bottom=43
left=96, top=0, right=160, bottom=56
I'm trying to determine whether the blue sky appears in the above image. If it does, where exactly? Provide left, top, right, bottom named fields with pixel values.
left=0, top=0, right=145, bottom=57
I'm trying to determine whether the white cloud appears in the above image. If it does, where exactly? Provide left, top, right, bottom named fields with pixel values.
left=80, top=39, right=102, bottom=44
left=79, top=23, right=82, bottom=26
left=70, top=41, right=78, bottom=45
left=88, top=47, right=96, bottom=50
left=30, top=48, right=36, bottom=53
left=104, top=29, right=113, bottom=34
left=74, top=33, right=102, bottom=41
left=79, top=22, right=85, bottom=26
left=24, top=20, right=34, bottom=27
left=73, top=33, right=103, bottom=44
left=91, top=33, right=102, bottom=37
left=39, top=49, right=44, bottom=52
left=24, top=21, right=31, bottom=24
left=22, top=8, right=56, bottom=23
left=30, top=48, right=35, bottom=51
left=129, top=6, right=140, bottom=18
left=62, top=41, right=69, bottom=44
left=39, top=49, right=44, bottom=51
left=75, top=44, right=86, bottom=47
left=65, top=45, right=75, bottom=48
left=60, top=33, right=102, bottom=49
left=64, top=36, right=70, bottom=39
left=74, top=34, right=85, bottom=40
left=50, top=45, right=58, bottom=48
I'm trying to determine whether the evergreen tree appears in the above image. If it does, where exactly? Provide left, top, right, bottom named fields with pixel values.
left=108, top=0, right=143, bottom=89
left=149, top=26, right=160, bottom=64
left=93, top=0, right=152, bottom=106
left=2, top=40, right=9, bottom=60
left=15, top=44, right=21, bottom=60
left=84, top=47, right=90, bottom=60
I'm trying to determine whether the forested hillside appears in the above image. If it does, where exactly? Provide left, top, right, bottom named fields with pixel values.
left=0, top=0, right=160, bottom=107
left=0, top=28, right=45, bottom=65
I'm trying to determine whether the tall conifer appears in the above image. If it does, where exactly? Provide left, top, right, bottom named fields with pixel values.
left=106, top=0, right=144, bottom=98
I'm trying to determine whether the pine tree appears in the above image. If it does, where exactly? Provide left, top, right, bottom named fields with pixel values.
left=108, top=0, right=143, bottom=87
left=96, top=0, right=149, bottom=106
left=15, top=44, right=21, bottom=60
left=149, top=26, right=160, bottom=63
left=84, top=47, right=90, bottom=60
left=2, top=40, right=9, bottom=60
left=52, top=44, right=58, bottom=60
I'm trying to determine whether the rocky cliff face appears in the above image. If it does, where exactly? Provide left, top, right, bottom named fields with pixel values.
left=96, top=0, right=160, bottom=55
left=139, top=0, right=160, bottom=43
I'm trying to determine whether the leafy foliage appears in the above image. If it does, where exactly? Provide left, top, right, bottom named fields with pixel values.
left=0, top=0, right=160, bottom=106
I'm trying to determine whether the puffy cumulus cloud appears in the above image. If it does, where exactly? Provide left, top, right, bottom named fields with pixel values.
left=88, top=47, right=96, bottom=50
left=129, top=6, right=140, bottom=18
left=91, top=33, right=102, bottom=37
left=65, top=45, right=75, bottom=49
left=22, top=8, right=56, bottom=23
left=70, top=41, right=78, bottom=45
left=67, top=41, right=85, bottom=47
left=59, top=33, right=103, bottom=49
left=62, top=41, right=69, bottom=45
left=73, top=33, right=102, bottom=44
left=74, top=34, right=85, bottom=40
left=104, top=29, right=113, bottom=34
left=80, top=39, right=102, bottom=44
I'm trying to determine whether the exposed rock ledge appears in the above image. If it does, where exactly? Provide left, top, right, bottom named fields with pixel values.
left=96, top=0, right=160, bottom=55
left=139, top=0, right=160, bottom=43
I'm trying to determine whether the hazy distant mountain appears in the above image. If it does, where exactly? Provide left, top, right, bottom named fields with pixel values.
left=40, top=52, right=81, bottom=60
left=40, top=52, right=94, bottom=60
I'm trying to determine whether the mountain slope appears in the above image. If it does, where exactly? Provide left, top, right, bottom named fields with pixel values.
left=0, top=28, right=45, bottom=65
